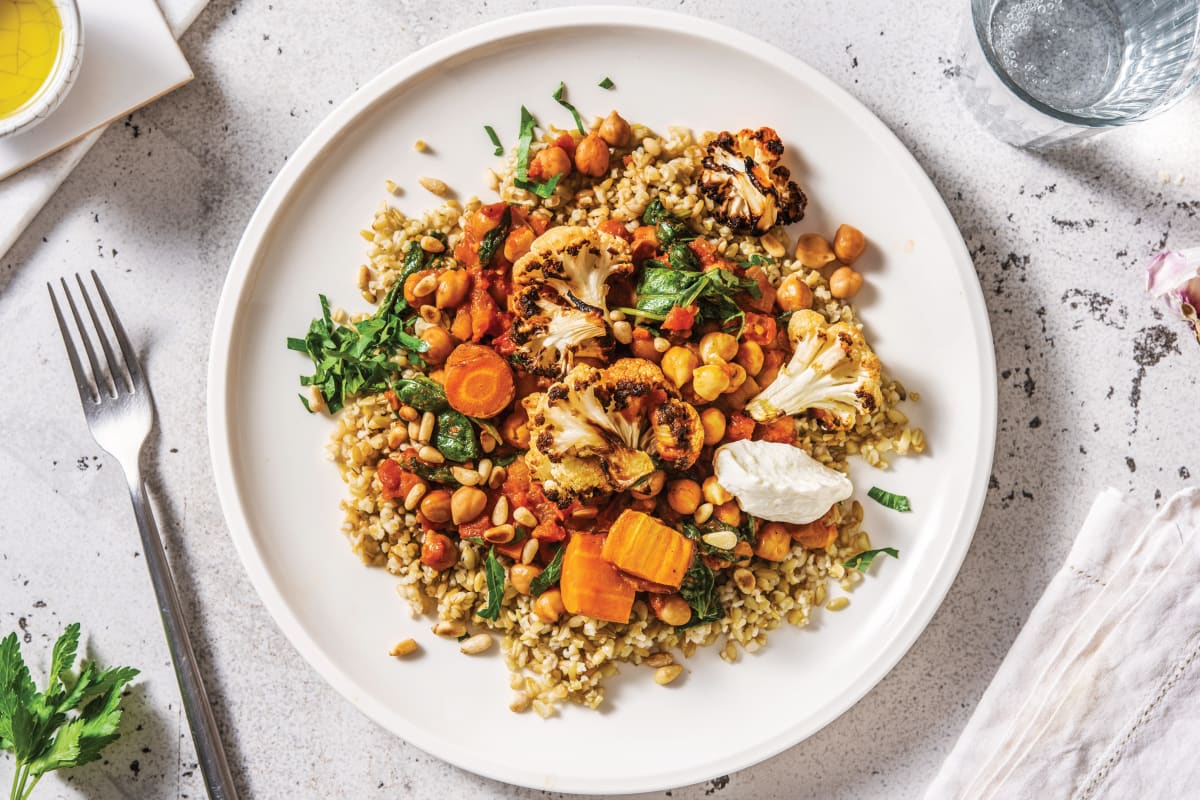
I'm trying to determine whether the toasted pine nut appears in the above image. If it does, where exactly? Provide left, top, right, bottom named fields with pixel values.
left=485, top=169, right=500, bottom=192
left=509, top=692, right=532, bottom=713
left=418, top=411, right=435, bottom=443
left=418, top=304, right=442, bottom=324
left=403, top=482, right=428, bottom=511
left=479, top=432, right=497, bottom=453
left=386, top=428, right=408, bottom=449
left=571, top=505, right=599, bottom=520
left=760, top=232, right=786, bottom=258
left=612, top=321, right=633, bottom=344
left=693, top=502, right=714, bottom=524
left=653, top=336, right=670, bottom=353
left=407, top=420, right=421, bottom=441
left=450, top=466, right=480, bottom=486
left=414, top=139, right=428, bottom=152
left=732, top=567, right=756, bottom=593
left=644, top=652, right=674, bottom=668
left=356, top=264, right=372, bottom=291
left=418, top=176, right=448, bottom=195
left=701, top=529, right=737, bottom=550
left=513, top=506, right=538, bottom=528
left=412, top=273, right=438, bottom=298
left=418, top=445, right=444, bottom=464
left=420, top=235, right=445, bottom=253
left=476, top=458, right=493, bottom=484
left=399, top=405, right=420, bottom=422
left=520, top=538, right=539, bottom=565
left=488, top=466, right=506, bottom=489
left=431, top=620, right=466, bottom=638
left=826, top=597, right=850, bottom=611
left=459, top=633, right=493, bottom=655
left=389, top=638, right=419, bottom=657
left=654, top=664, right=684, bottom=685
left=307, top=385, right=326, bottom=413
left=483, top=524, right=515, bottom=544
left=491, top=496, right=510, bottom=526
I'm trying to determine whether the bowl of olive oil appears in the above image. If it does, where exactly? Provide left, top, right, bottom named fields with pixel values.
left=0, top=0, right=82, bottom=138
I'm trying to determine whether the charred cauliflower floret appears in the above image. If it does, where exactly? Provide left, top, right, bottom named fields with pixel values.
left=746, top=310, right=882, bottom=429
left=699, top=127, right=807, bottom=234
left=509, top=225, right=633, bottom=377
left=524, top=358, right=704, bottom=505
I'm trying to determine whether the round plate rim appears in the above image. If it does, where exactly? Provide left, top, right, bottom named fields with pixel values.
left=206, top=6, right=998, bottom=793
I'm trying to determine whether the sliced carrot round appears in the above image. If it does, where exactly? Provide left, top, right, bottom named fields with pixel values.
left=443, top=343, right=515, bottom=418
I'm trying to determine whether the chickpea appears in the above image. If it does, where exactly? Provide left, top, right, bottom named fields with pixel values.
left=420, top=531, right=458, bottom=571
left=776, top=274, right=813, bottom=312
left=648, top=594, right=692, bottom=627
left=629, top=332, right=663, bottom=363
left=722, top=362, right=747, bottom=394
left=574, top=133, right=610, bottom=177
left=509, top=563, right=543, bottom=596
left=450, top=486, right=488, bottom=525
left=501, top=406, right=530, bottom=449
left=692, top=364, right=731, bottom=402
left=699, top=407, right=727, bottom=446
left=631, top=469, right=666, bottom=500
left=598, top=110, right=632, bottom=147
left=403, top=269, right=437, bottom=305
left=794, top=232, right=837, bottom=268
left=503, top=225, right=534, bottom=263
left=419, top=488, right=453, bottom=524
left=419, top=326, right=454, bottom=365
left=829, top=266, right=864, bottom=299
left=527, top=145, right=572, bottom=181
left=667, top=479, right=702, bottom=515
left=713, top=500, right=742, bottom=527
left=758, top=350, right=785, bottom=388
left=533, top=587, right=566, bottom=623
left=833, top=224, right=867, bottom=264
left=698, top=332, right=738, bottom=365
left=735, top=340, right=764, bottom=377
left=755, top=522, right=793, bottom=562
left=702, top=476, right=733, bottom=506
left=660, top=346, right=698, bottom=388
left=435, top=269, right=470, bottom=309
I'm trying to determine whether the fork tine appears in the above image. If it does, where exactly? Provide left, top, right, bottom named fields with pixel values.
left=59, top=276, right=113, bottom=398
left=48, top=282, right=99, bottom=405
left=89, top=270, right=145, bottom=388
left=76, top=272, right=132, bottom=394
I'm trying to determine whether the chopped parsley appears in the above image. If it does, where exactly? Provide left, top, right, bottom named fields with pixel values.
left=844, top=547, right=900, bottom=573
left=598, top=76, right=614, bottom=89
left=529, top=545, right=564, bottom=597
left=477, top=548, right=506, bottom=620
left=513, top=105, right=562, bottom=199
left=552, top=81, right=585, bottom=134
left=677, top=561, right=723, bottom=630
left=867, top=487, right=911, bottom=512
left=484, top=124, right=503, bottom=156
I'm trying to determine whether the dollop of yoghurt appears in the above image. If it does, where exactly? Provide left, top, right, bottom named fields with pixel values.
left=714, top=439, right=852, bottom=525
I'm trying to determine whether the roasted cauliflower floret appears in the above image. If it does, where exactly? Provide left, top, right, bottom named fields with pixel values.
left=699, top=127, right=807, bottom=234
left=509, top=225, right=633, bottom=377
left=524, top=358, right=704, bottom=505
left=746, top=310, right=882, bottom=429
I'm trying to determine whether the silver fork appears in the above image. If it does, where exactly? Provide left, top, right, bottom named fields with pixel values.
left=49, top=271, right=239, bottom=800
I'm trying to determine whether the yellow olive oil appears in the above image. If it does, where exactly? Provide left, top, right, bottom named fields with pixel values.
left=0, top=0, right=63, bottom=118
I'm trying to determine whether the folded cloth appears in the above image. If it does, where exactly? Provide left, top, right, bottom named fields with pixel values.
left=926, top=487, right=1200, bottom=799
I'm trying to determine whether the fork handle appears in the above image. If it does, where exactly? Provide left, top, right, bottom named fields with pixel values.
left=127, top=475, right=240, bottom=800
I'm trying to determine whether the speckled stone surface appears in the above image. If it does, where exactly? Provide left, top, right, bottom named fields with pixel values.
left=1, top=1, right=1197, bottom=798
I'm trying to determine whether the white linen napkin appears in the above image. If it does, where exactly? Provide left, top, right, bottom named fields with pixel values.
left=926, top=486, right=1200, bottom=799
left=0, top=0, right=208, bottom=259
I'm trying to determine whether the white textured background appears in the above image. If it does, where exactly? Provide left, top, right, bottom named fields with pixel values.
left=1, top=1, right=1197, bottom=798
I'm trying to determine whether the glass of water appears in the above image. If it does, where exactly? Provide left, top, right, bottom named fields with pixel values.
left=958, top=0, right=1200, bottom=148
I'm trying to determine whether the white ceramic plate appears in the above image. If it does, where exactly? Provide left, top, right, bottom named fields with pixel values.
left=208, top=8, right=997, bottom=794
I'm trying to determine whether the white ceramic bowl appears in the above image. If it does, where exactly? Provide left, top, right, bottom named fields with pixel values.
left=0, top=0, right=83, bottom=139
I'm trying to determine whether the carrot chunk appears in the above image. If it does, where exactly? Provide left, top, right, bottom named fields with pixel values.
left=443, top=343, right=515, bottom=418
left=601, top=510, right=694, bottom=590
left=560, top=534, right=637, bottom=624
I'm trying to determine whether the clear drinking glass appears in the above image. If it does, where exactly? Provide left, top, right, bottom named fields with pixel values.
left=958, top=0, right=1200, bottom=148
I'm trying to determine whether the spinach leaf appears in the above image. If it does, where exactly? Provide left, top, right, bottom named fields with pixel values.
left=435, top=409, right=479, bottom=463
left=477, top=548, right=506, bottom=620
left=867, top=487, right=911, bottom=512
left=393, top=377, right=448, bottom=412
left=529, top=545, right=564, bottom=597
left=409, top=460, right=461, bottom=486
left=844, top=547, right=900, bottom=573
left=667, top=241, right=700, bottom=272
left=642, top=198, right=668, bottom=225
left=477, top=205, right=511, bottom=267
left=677, top=561, right=723, bottom=630
left=657, top=216, right=695, bottom=247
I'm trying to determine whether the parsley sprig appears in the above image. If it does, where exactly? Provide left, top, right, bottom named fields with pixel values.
left=1, top=623, right=139, bottom=800
left=513, top=106, right=563, bottom=199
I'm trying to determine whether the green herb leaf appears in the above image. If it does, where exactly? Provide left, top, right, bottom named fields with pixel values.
left=844, top=547, right=900, bottom=573
left=484, top=124, right=503, bottom=156
left=1, top=623, right=138, bottom=798
left=393, top=377, right=448, bottom=412
left=552, top=81, right=585, bottom=134
left=642, top=198, right=668, bottom=225
left=598, top=77, right=615, bottom=89
left=408, top=460, right=461, bottom=487
left=457, top=632, right=470, bottom=642
left=677, top=561, right=723, bottom=630
left=477, top=548, right=506, bottom=620
left=867, top=487, right=911, bottom=512
left=435, top=409, right=479, bottom=463
left=656, top=216, right=696, bottom=247
left=513, top=106, right=563, bottom=199
left=477, top=205, right=511, bottom=267
left=529, top=545, right=564, bottom=597
left=492, top=451, right=523, bottom=467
